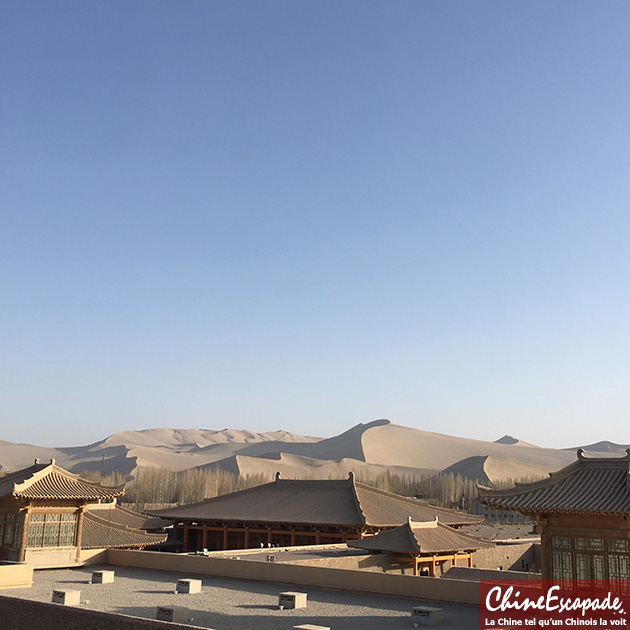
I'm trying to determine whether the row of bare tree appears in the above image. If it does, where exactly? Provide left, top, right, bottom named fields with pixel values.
left=81, top=465, right=540, bottom=513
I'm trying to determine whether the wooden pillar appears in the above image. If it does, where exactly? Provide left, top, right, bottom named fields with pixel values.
left=201, top=526, right=208, bottom=550
left=182, top=526, right=190, bottom=552
left=267, top=527, right=272, bottom=545
left=19, top=507, right=30, bottom=563
left=222, top=527, right=228, bottom=550
left=75, top=505, right=86, bottom=561
left=290, top=529, right=296, bottom=546
left=315, top=530, right=321, bottom=544
left=244, top=528, right=250, bottom=549
left=468, top=554, right=473, bottom=568
left=413, top=557, right=418, bottom=576
left=430, top=556, right=436, bottom=577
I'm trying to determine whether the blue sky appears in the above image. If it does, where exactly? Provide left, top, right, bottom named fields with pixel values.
left=2, top=2, right=630, bottom=448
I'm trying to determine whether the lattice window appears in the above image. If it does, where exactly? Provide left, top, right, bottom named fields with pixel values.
left=28, top=513, right=77, bottom=548
left=575, top=537, right=604, bottom=551
left=552, top=550, right=573, bottom=580
left=552, top=536, right=571, bottom=549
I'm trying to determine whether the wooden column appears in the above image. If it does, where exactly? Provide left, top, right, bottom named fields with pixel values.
left=75, top=505, right=86, bottom=561
left=202, top=526, right=208, bottom=550
left=19, top=507, right=30, bottom=563
left=430, top=556, right=436, bottom=577
left=222, top=527, right=228, bottom=550
left=182, top=526, right=190, bottom=552
left=290, top=529, right=296, bottom=546
left=315, top=530, right=321, bottom=544
left=244, top=528, right=250, bottom=549
left=267, top=527, right=272, bottom=545
left=413, top=557, right=418, bottom=576
left=468, top=554, right=473, bottom=568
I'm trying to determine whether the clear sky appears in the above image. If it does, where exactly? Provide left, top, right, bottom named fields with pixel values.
left=2, top=2, right=630, bottom=449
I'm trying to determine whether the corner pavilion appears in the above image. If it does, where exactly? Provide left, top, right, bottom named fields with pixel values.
left=479, top=449, right=630, bottom=581
left=348, top=516, right=491, bottom=576
left=152, top=472, right=481, bottom=552
left=0, top=460, right=168, bottom=568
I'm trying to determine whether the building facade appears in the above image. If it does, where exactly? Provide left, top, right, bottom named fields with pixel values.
left=0, top=460, right=167, bottom=568
left=478, top=449, right=630, bottom=582
left=153, top=472, right=482, bottom=553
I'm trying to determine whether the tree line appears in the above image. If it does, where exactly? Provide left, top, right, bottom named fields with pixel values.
left=81, top=465, right=542, bottom=513
left=81, top=466, right=268, bottom=511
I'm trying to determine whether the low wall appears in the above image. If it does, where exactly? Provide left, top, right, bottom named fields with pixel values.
left=79, top=548, right=108, bottom=564
left=472, top=542, right=537, bottom=572
left=107, top=549, right=480, bottom=606
left=0, top=563, right=33, bottom=590
left=0, top=596, right=198, bottom=630
left=24, top=547, right=78, bottom=569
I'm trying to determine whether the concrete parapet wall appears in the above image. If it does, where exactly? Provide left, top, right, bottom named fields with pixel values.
left=0, top=563, right=33, bottom=590
left=0, top=595, right=198, bottom=630
left=107, top=549, right=480, bottom=606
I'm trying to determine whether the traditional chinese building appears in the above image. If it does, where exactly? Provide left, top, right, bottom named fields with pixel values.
left=152, top=472, right=481, bottom=552
left=347, top=517, right=491, bottom=576
left=0, top=459, right=168, bottom=568
left=478, top=449, right=630, bottom=581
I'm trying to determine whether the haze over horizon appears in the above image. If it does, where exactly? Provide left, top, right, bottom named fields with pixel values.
left=2, top=2, right=630, bottom=449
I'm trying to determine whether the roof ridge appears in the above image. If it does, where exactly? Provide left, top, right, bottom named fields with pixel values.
left=165, top=478, right=278, bottom=511
left=50, top=465, right=126, bottom=491
left=12, top=462, right=54, bottom=495
left=354, top=482, right=423, bottom=505
left=404, top=520, right=422, bottom=553
left=479, top=449, right=630, bottom=500
left=348, top=472, right=367, bottom=525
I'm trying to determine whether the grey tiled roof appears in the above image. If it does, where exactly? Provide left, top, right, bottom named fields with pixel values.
left=81, top=508, right=168, bottom=549
left=151, top=474, right=481, bottom=528
left=478, top=449, right=630, bottom=515
left=86, top=504, right=173, bottom=530
left=0, top=461, right=125, bottom=501
left=348, top=518, right=492, bottom=555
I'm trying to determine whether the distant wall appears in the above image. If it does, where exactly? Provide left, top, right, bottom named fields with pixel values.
left=107, top=549, right=480, bottom=606
left=0, top=596, right=197, bottom=630
left=284, top=549, right=473, bottom=577
left=472, top=542, right=538, bottom=572
left=203, top=541, right=539, bottom=579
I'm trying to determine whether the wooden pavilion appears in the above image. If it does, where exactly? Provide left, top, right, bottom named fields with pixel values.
left=478, top=449, right=630, bottom=581
left=152, top=472, right=481, bottom=552
left=347, top=516, right=491, bottom=576
left=0, top=459, right=168, bottom=568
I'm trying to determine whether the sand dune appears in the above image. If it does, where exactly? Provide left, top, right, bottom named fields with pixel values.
left=494, top=434, right=538, bottom=448
left=0, top=419, right=581, bottom=480
left=567, top=440, right=630, bottom=455
left=439, top=455, right=552, bottom=486
left=206, top=451, right=437, bottom=480
left=360, top=421, right=575, bottom=470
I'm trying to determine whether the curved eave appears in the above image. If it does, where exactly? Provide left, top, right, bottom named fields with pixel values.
left=172, top=517, right=365, bottom=528
left=13, top=485, right=125, bottom=501
left=480, top=502, right=629, bottom=517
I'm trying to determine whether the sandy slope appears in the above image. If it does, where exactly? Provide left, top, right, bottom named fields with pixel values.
left=208, top=451, right=437, bottom=480
left=439, top=455, right=552, bottom=486
left=0, top=419, right=584, bottom=480
left=360, top=421, right=576, bottom=470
